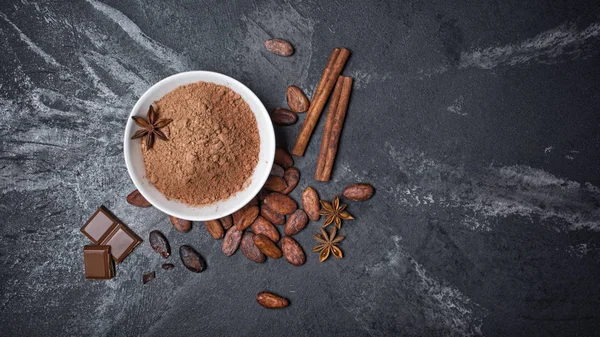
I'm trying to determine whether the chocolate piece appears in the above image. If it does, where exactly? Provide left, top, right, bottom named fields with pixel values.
left=80, top=206, right=118, bottom=244
left=83, top=245, right=114, bottom=280
left=80, top=206, right=142, bottom=263
left=102, top=224, right=142, bottom=263
left=143, top=271, right=156, bottom=284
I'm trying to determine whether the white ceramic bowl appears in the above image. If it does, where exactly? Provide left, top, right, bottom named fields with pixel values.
left=123, top=71, right=275, bottom=221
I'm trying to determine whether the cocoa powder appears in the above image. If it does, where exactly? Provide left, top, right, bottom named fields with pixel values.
left=141, top=81, right=260, bottom=205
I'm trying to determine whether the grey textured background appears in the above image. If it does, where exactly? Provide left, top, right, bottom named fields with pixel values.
left=1, top=0, right=600, bottom=336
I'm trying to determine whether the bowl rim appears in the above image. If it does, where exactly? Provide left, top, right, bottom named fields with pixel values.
left=123, top=70, right=275, bottom=221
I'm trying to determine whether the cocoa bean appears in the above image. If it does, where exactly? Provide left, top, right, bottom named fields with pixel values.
left=281, top=236, right=305, bottom=266
left=258, top=189, right=270, bottom=202
left=149, top=230, right=170, bottom=258
left=264, top=39, right=294, bottom=56
left=302, top=186, right=320, bottom=221
left=126, top=189, right=152, bottom=207
left=271, top=108, right=298, bottom=126
left=253, top=234, right=282, bottom=259
left=261, top=205, right=285, bottom=225
left=281, top=167, right=300, bottom=194
left=161, top=263, right=174, bottom=270
left=251, top=216, right=280, bottom=242
left=283, top=209, right=308, bottom=236
left=179, top=245, right=205, bottom=273
left=204, top=219, right=224, bottom=240
left=241, top=232, right=265, bottom=263
left=170, top=216, right=192, bottom=232
left=219, top=215, right=233, bottom=230
left=286, top=85, right=309, bottom=113
left=235, top=205, right=259, bottom=230
left=222, top=226, right=243, bottom=256
left=264, top=175, right=287, bottom=193
left=274, top=147, right=293, bottom=168
left=248, top=196, right=259, bottom=206
left=342, top=183, right=375, bottom=201
left=270, top=164, right=285, bottom=177
left=232, top=206, right=244, bottom=226
left=256, top=291, right=289, bottom=309
left=264, top=192, right=297, bottom=215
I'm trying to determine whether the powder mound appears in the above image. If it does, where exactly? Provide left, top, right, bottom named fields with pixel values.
left=141, top=81, right=260, bottom=205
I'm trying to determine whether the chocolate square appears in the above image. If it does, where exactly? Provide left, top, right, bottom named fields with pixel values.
left=80, top=206, right=119, bottom=244
left=101, top=224, right=142, bottom=263
left=83, top=245, right=114, bottom=279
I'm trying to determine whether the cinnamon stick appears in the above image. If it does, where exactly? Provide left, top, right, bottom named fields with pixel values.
left=315, top=76, right=344, bottom=180
left=315, top=76, right=352, bottom=181
left=311, top=48, right=340, bottom=110
left=292, top=48, right=350, bottom=157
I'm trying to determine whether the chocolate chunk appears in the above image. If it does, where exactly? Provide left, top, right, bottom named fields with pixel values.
left=101, top=223, right=142, bottom=263
left=83, top=245, right=114, bottom=280
left=162, top=263, right=175, bottom=270
left=143, top=271, right=156, bottom=284
left=80, top=206, right=119, bottom=244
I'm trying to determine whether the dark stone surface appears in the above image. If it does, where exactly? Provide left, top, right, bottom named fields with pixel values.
left=1, top=0, right=599, bottom=336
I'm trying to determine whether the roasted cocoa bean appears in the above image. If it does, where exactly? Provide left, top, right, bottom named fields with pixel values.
left=251, top=216, right=280, bottom=243
left=271, top=108, right=298, bottom=126
left=264, top=175, right=287, bottom=193
left=219, top=215, right=233, bottom=230
left=170, top=216, right=192, bottom=232
left=261, top=205, right=286, bottom=225
left=253, top=234, right=282, bottom=259
left=281, top=167, right=300, bottom=194
left=270, top=164, right=285, bottom=177
left=241, top=232, right=265, bottom=263
left=248, top=196, right=259, bottom=206
left=264, top=39, right=294, bottom=56
left=179, top=245, right=206, bottom=273
left=232, top=206, right=245, bottom=227
left=222, top=226, right=243, bottom=256
left=283, top=209, right=308, bottom=236
left=126, top=189, right=152, bottom=207
left=258, top=188, right=270, bottom=202
left=149, top=230, right=170, bottom=258
left=281, top=236, right=305, bottom=266
left=204, top=219, right=224, bottom=240
left=342, top=183, right=375, bottom=201
left=256, top=291, right=289, bottom=309
left=235, top=205, right=259, bottom=230
left=302, top=186, right=320, bottom=221
left=286, top=85, right=309, bottom=113
left=274, top=147, right=293, bottom=168
left=264, top=192, right=297, bottom=215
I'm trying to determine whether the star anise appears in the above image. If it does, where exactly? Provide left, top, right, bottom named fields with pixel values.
left=312, top=227, right=344, bottom=262
left=319, top=195, right=354, bottom=229
left=131, top=105, right=172, bottom=150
